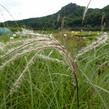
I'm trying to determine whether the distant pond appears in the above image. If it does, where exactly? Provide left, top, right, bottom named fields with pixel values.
left=0, top=27, right=12, bottom=36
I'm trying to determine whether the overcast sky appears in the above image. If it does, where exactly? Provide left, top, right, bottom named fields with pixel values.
left=0, top=0, right=109, bottom=22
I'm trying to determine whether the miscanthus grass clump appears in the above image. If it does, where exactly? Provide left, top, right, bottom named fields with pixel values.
left=0, top=32, right=109, bottom=109
left=0, top=33, right=79, bottom=109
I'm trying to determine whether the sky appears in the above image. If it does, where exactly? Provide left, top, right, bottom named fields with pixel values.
left=0, top=0, right=109, bottom=22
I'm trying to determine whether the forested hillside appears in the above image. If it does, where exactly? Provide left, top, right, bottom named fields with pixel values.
left=1, top=3, right=109, bottom=30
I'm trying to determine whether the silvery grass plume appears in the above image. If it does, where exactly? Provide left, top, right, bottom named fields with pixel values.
left=0, top=38, right=64, bottom=69
left=75, top=32, right=108, bottom=60
left=82, top=0, right=92, bottom=25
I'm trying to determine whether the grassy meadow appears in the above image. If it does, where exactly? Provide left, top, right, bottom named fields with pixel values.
left=0, top=31, right=109, bottom=109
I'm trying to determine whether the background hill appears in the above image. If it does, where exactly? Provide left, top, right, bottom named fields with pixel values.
left=1, top=3, right=109, bottom=31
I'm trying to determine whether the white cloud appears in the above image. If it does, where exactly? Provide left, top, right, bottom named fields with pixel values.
left=0, top=0, right=109, bottom=22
